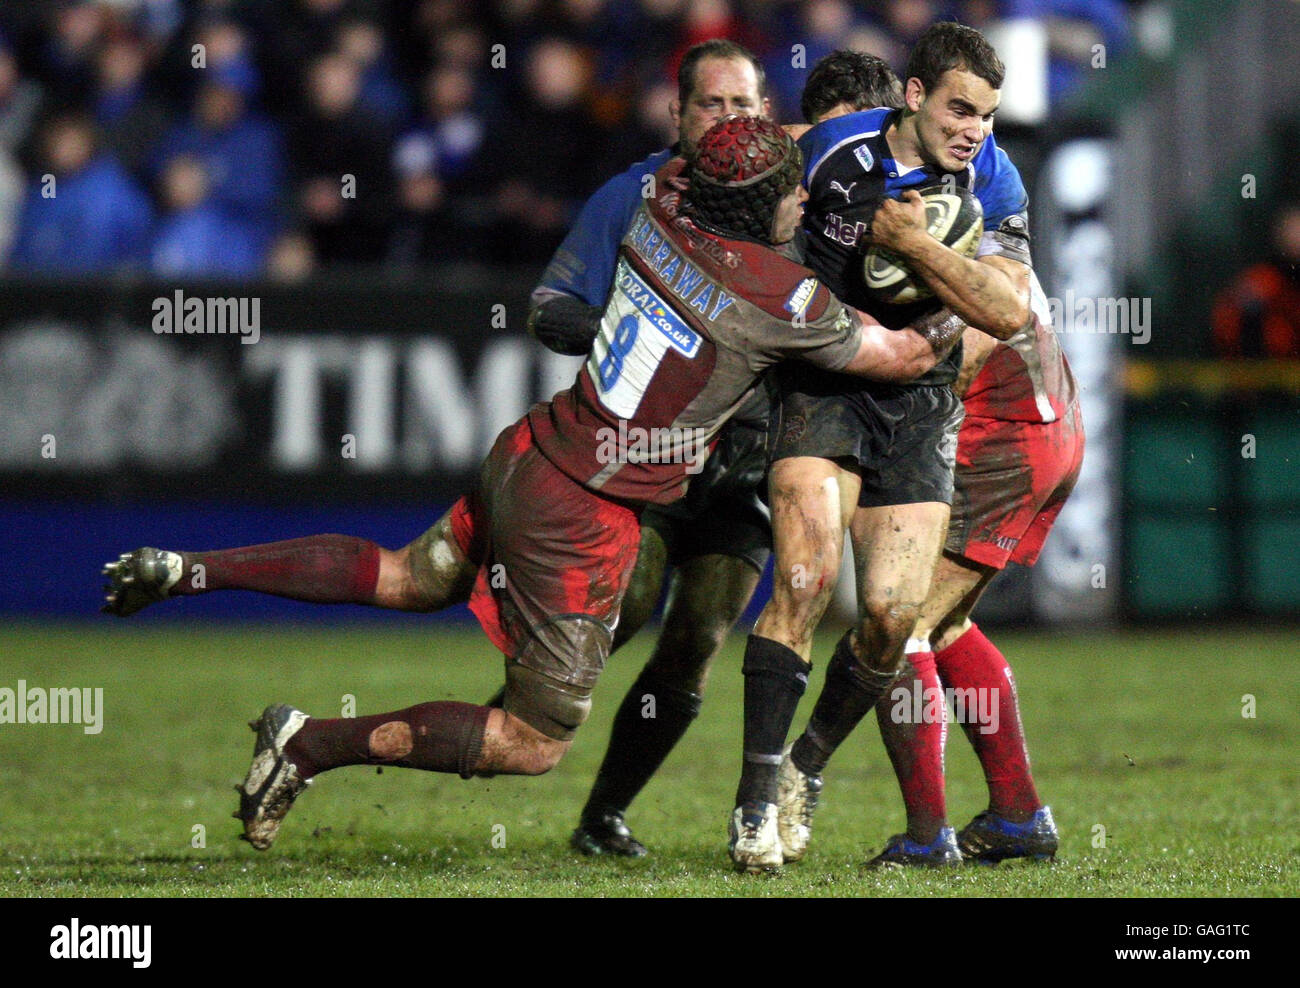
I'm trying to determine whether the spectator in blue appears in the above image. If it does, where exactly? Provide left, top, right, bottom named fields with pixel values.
left=400, top=63, right=485, bottom=192
left=764, top=0, right=860, bottom=120
left=485, top=37, right=600, bottom=264
left=335, top=17, right=411, bottom=128
left=150, top=28, right=284, bottom=247
left=388, top=131, right=476, bottom=268
left=150, top=154, right=265, bottom=277
left=291, top=51, right=396, bottom=264
left=92, top=34, right=172, bottom=179
left=9, top=113, right=153, bottom=273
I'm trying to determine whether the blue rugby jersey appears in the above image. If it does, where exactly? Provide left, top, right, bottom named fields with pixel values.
left=796, top=107, right=1032, bottom=386
left=533, top=149, right=674, bottom=308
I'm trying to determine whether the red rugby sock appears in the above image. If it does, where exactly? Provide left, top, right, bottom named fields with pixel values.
left=934, top=623, right=1041, bottom=820
left=174, top=534, right=381, bottom=604
left=285, top=702, right=491, bottom=779
left=875, top=649, right=948, bottom=843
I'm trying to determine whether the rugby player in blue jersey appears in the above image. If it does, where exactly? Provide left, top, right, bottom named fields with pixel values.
left=730, top=23, right=1039, bottom=872
left=775, top=49, right=1078, bottom=870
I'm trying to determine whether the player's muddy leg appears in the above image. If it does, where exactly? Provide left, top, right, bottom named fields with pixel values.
left=276, top=611, right=602, bottom=782
left=104, top=507, right=477, bottom=616
left=482, top=525, right=665, bottom=711
left=381, top=511, right=478, bottom=611
left=477, top=710, right=571, bottom=775
left=237, top=692, right=545, bottom=850
left=914, top=552, right=993, bottom=650
left=576, top=552, right=762, bottom=854
left=733, top=458, right=858, bottom=870
left=647, top=552, right=763, bottom=693
left=612, top=525, right=669, bottom=652
left=848, top=502, right=950, bottom=675
left=927, top=553, right=1045, bottom=824
left=787, top=503, right=949, bottom=800
left=103, top=534, right=385, bottom=616
left=280, top=701, right=565, bottom=779
left=847, top=502, right=953, bottom=846
left=753, top=458, right=859, bottom=659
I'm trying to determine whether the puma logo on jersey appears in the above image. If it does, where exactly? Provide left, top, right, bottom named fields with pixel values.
left=829, top=180, right=857, bottom=203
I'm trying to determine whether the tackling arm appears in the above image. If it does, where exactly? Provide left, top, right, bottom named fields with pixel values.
left=838, top=306, right=965, bottom=382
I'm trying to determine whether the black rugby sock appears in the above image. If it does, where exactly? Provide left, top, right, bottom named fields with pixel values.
left=581, top=667, right=702, bottom=821
left=791, top=631, right=897, bottom=776
left=735, top=634, right=810, bottom=807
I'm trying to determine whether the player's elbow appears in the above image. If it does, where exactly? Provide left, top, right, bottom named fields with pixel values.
left=527, top=296, right=602, bottom=356
left=999, top=304, right=1031, bottom=340
left=978, top=296, right=1031, bottom=341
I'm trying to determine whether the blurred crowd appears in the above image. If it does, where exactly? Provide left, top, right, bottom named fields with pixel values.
left=0, top=0, right=1134, bottom=279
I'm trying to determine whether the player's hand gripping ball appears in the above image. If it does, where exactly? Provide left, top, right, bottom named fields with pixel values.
left=863, top=185, right=984, bottom=304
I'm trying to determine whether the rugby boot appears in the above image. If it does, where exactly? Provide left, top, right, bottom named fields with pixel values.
left=236, top=704, right=312, bottom=850
left=776, top=746, right=823, bottom=862
left=957, top=806, right=1058, bottom=864
left=865, top=825, right=962, bottom=870
left=102, top=547, right=183, bottom=616
left=729, top=801, right=783, bottom=873
left=570, top=811, right=648, bottom=858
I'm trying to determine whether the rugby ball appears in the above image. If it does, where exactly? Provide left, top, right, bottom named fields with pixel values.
left=863, top=186, right=984, bottom=304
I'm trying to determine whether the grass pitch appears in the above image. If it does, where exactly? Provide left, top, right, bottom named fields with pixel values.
left=0, top=623, right=1294, bottom=897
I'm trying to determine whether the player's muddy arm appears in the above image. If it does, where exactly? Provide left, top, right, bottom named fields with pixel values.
left=954, top=324, right=998, bottom=398
left=838, top=306, right=964, bottom=383
left=527, top=288, right=604, bottom=356
left=872, top=191, right=1030, bottom=340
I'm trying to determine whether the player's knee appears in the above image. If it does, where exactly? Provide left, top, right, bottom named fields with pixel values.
left=613, top=582, right=658, bottom=651
left=501, top=616, right=609, bottom=749
left=515, top=733, right=569, bottom=775
left=768, top=560, right=837, bottom=632
left=857, top=596, right=921, bottom=652
left=769, top=556, right=832, bottom=611
left=646, top=633, right=717, bottom=695
left=399, top=521, right=473, bottom=612
left=659, top=610, right=728, bottom=664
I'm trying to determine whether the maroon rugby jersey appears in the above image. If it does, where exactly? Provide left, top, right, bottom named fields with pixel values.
left=529, top=166, right=864, bottom=505
left=963, top=270, right=1078, bottom=423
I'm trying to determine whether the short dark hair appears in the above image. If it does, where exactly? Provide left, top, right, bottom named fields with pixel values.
left=801, top=50, right=903, bottom=123
left=677, top=39, right=766, bottom=108
left=905, top=21, right=1005, bottom=94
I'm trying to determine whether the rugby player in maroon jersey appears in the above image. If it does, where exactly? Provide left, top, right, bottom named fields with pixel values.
left=102, top=117, right=967, bottom=852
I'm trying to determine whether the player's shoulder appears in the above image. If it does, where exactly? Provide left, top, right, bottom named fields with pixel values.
left=970, top=132, right=1028, bottom=221
left=728, top=240, right=837, bottom=323
left=606, top=147, right=674, bottom=192
left=577, top=147, right=674, bottom=219
left=799, top=107, right=893, bottom=186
